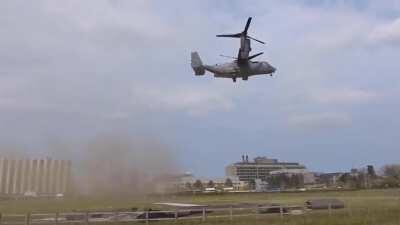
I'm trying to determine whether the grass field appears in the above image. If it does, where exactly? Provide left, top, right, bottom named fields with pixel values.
left=1, top=189, right=400, bottom=225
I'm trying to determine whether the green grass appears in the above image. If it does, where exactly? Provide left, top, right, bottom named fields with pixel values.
left=1, top=189, right=400, bottom=225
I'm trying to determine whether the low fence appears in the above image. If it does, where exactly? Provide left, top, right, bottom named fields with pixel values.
left=0, top=205, right=306, bottom=225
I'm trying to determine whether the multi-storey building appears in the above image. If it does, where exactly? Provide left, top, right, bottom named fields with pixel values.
left=225, top=155, right=306, bottom=182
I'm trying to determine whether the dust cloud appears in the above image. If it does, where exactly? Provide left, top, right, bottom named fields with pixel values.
left=0, top=143, right=30, bottom=158
left=74, top=134, right=180, bottom=197
left=0, top=133, right=180, bottom=197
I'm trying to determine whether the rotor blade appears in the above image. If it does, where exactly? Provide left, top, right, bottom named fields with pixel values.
left=216, top=33, right=242, bottom=38
left=247, top=35, right=265, bottom=44
left=248, top=52, right=264, bottom=60
left=219, top=54, right=237, bottom=59
left=243, top=17, right=252, bottom=34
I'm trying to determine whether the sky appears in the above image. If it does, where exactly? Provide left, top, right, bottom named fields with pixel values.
left=1, top=0, right=400, bottom=177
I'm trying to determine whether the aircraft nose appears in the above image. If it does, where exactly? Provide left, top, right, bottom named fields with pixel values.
left=270, top=66, right=276, bottom=73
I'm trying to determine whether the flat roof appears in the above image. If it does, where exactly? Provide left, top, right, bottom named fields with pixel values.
left=231, top=163, right=305, bottom=167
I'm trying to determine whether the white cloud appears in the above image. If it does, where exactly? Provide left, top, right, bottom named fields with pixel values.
left=368, top=17, right=400, bottom=45
left=288, top=112, right=351, bottom=130
left=131, top=84, right=235, bottom=117
left=310, top=88, right=378, bottom=104
left=301, top=12, right=371, bottom=51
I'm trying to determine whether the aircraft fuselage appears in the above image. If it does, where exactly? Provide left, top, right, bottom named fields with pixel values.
left=203, top=61, right=275, bottom=78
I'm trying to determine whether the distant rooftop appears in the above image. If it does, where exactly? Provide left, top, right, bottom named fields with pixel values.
left=235, top=155, right=301, bottom=165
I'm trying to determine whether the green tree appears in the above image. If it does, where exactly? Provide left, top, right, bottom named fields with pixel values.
left=290, top=174, right=304, bottom=188
left=207, top=180, right=215, bottom=188
left=280, top=174, right=290, bottom=189
left=267, top=175, right=280, bottom=188
left=193, top=180, right=203, bottom=190
left=383, top=164, right=400, bottom=179
left=248, top=179, right=256, bottom=190
left=367, top=165, right=376, bottom=177
left=224, top=178, right=233, bottom=187
left=339, top=173, right=358, bottom=189
left=382, top=164, right=400, bottom=187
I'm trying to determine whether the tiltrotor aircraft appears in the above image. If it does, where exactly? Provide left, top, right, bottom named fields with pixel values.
left=191, top=17, right=276, bottom=82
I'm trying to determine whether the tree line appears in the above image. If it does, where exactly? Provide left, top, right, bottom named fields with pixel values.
left=338, top=164, right=400, bottom=189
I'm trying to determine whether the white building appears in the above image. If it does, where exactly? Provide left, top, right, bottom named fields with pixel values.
left=226, top=156, right=307, bottom=182
left=0, top=157, right=71, bottom=196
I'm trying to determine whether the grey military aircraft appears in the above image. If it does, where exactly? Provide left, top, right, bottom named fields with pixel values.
left=191, top=17, right=276, bottom=82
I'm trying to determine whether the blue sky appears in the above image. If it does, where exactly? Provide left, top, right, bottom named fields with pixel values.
left=1, top=0, right=400, bottom=177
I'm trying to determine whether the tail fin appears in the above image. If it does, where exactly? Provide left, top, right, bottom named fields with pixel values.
left=191, top=52, right=205, bottom=75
